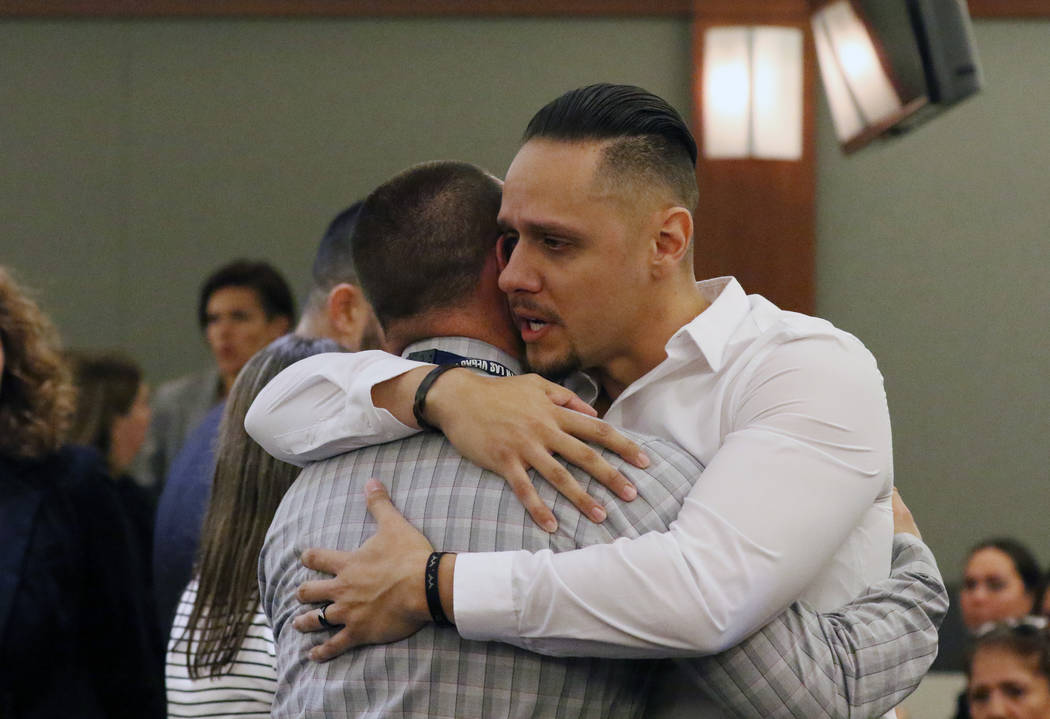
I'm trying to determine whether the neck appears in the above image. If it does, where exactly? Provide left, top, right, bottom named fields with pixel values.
left=295, top=307, right=328, bottom=339
left=384, top=306, right=523, bottom=362
left=219, top=372, right=234, bottom=398
left=598, top=278, right=708, bottom=400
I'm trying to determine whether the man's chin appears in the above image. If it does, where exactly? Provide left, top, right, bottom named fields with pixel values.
left=524, top=349, right=581, bottom=383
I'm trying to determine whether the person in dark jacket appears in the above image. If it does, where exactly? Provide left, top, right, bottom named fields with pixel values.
left=0, top=266, right=164, bottom=719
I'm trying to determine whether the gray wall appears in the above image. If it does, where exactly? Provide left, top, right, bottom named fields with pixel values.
left=815, top=20, right=1050, bottom=576
left=0, top=17, right=1046, bottom=580
left=0, top=17, right=691, bottom=380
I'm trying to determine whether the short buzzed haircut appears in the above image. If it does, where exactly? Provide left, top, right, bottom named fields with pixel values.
left=351, top=161, right=502, bottom=328
left=311, top=202, right=362, bottom=292
left=523, top=83, right=699, bottom=212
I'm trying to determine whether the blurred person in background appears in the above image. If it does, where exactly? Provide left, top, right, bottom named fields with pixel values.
left=137, top=258, right=295, bottom=494
left=955, top=538, right=1044, bottom=719
left=295, top=201, right=383, bottom=351
left=1043, top=571, right=1050, bottom=617
left=68, top=350, right=156, bottom=574
left=151, top=258, right=294, bottom=633
left=166, top=334, right=343, bottom=718
left=967, top=619, right=1050, bottom=719
left=962, top=539, right=1044, bottom=632
left=0, top=266, right=163, bottom=718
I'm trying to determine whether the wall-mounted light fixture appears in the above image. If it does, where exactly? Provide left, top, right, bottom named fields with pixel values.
left=811, top=0, right=982, bottom=153
left=702, top=25, right=803, bottom=160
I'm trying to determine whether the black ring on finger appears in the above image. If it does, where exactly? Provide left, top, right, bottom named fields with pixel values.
left=317, top=602, right=343, bottom=629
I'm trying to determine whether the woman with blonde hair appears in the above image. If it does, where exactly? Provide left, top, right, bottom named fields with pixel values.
left=0, top=266, right=163, bottom=718
left=166, top=333, right=342, bottom=718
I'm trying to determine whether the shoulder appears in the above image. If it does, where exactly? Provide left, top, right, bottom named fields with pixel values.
left=22, top=445, right=111, bottom=496
left=154, top=368, right=218, bottom=409
left=727, top=302, right=885, bottom=401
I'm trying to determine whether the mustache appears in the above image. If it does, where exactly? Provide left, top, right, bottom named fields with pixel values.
left=508, top=298, right=563, bottom=325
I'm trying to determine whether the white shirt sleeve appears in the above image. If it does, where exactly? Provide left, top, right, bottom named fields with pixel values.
left=454, top=337, right=893, bottom=657
left=243, top=350, right=429, bottom=466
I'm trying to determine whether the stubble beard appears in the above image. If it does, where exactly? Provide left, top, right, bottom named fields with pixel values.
left=524, top=344, right=583, bottom=383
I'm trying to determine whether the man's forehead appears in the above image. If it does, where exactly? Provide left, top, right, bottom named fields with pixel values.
left=507, top=137, right=608, bottom=175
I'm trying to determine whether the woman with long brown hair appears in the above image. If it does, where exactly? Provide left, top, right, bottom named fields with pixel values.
left=0, top=266, right=163, bottom=718
left=67, top=350, right=157, bottom=588
left=166, top=334, right=341, bottom=718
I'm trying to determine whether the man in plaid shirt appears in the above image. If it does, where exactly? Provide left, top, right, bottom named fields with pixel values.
left=258, top=160, right=945, bottom=718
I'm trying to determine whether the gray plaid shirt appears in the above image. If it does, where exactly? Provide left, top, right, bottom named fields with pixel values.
left=260, top=338, right=702, bottom=718
left=260, top=337, right=946, bottom=719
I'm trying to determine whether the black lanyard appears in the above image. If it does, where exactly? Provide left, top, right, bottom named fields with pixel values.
left=405, top=348, right=516, bottom=378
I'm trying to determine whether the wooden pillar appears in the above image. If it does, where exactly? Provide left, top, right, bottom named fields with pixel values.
left=691, top=0, right=817, bottom=313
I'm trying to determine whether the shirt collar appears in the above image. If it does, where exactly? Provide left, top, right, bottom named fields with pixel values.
left=401, top=336, right=524, bottom=377
left=666, top=276, right=750, bottom=373
left=401, top=336, right=600, bottom=407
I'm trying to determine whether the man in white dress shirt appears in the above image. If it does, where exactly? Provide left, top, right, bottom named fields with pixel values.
left=247, top=84, right=916, bottom=717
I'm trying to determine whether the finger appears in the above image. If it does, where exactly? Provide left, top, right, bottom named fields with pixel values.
left=560, top=410, right=649, bottom=471
left=538, top=377, right=598, bottom=417
left=364, top=478, right=405, bottom=527
left=292, top=606, right=327, bottom=633
left=501, top=462, right=558, bottom=533
left=296, top=577, right=341, bottom=605
left=544, top=430, right=637, bottom=503
left=527, top=450, right=607, bottom=523
left=309, top=627, right=356, bottom=662
left=300, top=547, right=355, bottom=576
left=544, top=384, right=598, bottom=417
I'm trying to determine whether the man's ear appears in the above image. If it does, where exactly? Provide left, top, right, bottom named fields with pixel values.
left=650, top=206, right=693, bottom=278
left=326, top=283, right=371, bottom=351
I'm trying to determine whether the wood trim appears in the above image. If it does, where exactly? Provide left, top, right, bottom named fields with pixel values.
left=967, top=0, right=1050, bottom=17
left=2, top=0, right=1049, bottom=17
left=0, top=0, right=694, bottom=18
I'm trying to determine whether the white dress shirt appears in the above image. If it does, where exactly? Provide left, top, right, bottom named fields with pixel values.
left=245, top=277, right=893, bottom=658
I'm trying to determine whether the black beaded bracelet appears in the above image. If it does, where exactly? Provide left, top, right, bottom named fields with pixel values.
left=425, top=551, right=454, bottom=627
left=412, top=364, right=461, bottom=432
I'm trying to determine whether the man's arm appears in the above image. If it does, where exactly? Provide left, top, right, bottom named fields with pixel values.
left=244, top=350, right=429, bottom=466
left=244, top=350, right=646, bottom=525
left=689, top=493, right=947, bottom=719
left=296, top=488, right=945, bottom=719
left=294, top=337, right=893, bottom=657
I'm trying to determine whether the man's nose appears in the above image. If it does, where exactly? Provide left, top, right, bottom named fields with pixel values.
left=214, top=318, right=235, bottom=338
left=497, top=240, right=541, bottom=294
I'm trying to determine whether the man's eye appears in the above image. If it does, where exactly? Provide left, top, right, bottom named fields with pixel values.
left=542, top=236, right=567, bottom=250
left=1004, top=683, right=1028, bottom=699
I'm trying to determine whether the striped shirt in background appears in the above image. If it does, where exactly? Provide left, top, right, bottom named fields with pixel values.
left=165, top=579, right=277, bottom=718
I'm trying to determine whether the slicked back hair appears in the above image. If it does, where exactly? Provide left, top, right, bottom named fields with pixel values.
left=352, top=161, right=502, bottom=328
left=523, top=83, right=699, bottom=212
